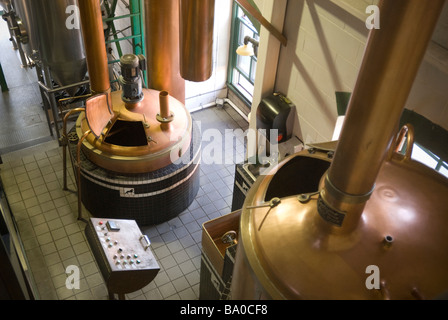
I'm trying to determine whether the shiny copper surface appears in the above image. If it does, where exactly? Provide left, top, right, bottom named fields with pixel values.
left=78, top=0, right=110, bottom=94
left=62, top=107, right=86, bottom=191
left=179, top=0, right=215, bottom=82
left=319, top=0, right=445, bottom=234
left=76, top=89, right=192, bottom=174
left=144, top=0, right=185, bottom=103
left=231, top=0, right=448, bottom=300
left=158, top=91, right=172, bottom=121
left=232, top=151, right=448, bottom=300
left=85, top=93, right=114, bottom=138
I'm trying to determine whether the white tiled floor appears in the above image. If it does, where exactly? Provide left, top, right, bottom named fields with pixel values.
left=0, top=106, right=248, bottom=300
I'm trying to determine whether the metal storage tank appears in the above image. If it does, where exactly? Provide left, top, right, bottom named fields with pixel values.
left=11, top=0, right=87, bottom=91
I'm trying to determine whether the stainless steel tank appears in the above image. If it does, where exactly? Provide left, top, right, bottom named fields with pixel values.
left=12, top=0, right=87, bottom=91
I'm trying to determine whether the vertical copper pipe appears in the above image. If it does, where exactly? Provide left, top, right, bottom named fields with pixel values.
left=145, top=0, right=186, bottom=104
left=159, top=91, right=170, bottom=119
left=318, top=0, right=445, bottom=233
left=179, top=0, right=215, bottom=82
left=78, top=0, right=110, bottom=94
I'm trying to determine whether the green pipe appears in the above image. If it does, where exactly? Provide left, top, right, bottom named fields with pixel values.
left=130, top=0, right=143, bottom=55
left=103, top=13, right=140, bottom=23
left=105, top=34, right=141, bottom=45
left=130, top=0, right=146, bottom=85
left=104, top=0, right=123, bottom=57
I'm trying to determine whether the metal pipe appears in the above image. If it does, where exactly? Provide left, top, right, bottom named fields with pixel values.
left=318, top=0, right=445, bottom=234
left=77, top=129, right=91, bottom=223
left=78, top=0, right=110, bottom=95
left=37, top=79, right=90, bottom=94
left=144, top=0, right=185, bottom=104
left=42, top=65, right=62, bottom=141
left=179, top=0, right=215, bottom=82
left=159, top=91, right=170, bottom=120
left=62, top=108, right=85, bottom=191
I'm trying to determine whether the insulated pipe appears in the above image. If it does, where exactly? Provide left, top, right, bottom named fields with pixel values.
left=318, top=0, right=445, bottom=234
left=78, top=0, right=110, bottom=95
left=179, top=0, right=215, bottom=82
left=144, top=0, right=185, bottom=104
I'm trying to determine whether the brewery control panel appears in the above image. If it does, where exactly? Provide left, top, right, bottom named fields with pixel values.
left=85, top=218, right=160, bottom=299
left=87, top=218, right=159, bottom=270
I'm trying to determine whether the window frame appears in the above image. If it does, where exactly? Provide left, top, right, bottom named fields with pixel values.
left=411, top=142, right=448, bottom=178
left=227, top=1, right=259, bottom=107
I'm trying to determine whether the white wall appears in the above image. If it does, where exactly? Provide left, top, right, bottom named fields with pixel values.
left=274, top=0, right=376, bottom=144
left=406, top=1, right=448, bottom=131
left=252, top=0, right=448, bottom=148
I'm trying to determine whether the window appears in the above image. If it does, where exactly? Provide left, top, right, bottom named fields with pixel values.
left=227, top=2, right=260, bottom=106
left=411, top=143, right=448, bottom=178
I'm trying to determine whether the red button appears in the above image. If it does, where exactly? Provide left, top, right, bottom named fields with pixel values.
left=277, top=134, right=284, bottom=142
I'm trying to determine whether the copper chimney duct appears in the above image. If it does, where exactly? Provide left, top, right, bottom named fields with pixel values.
left=179, top=0, right=215, bottom=82
left=145, top=0, right=186, bottom=104
left=77, top=0, right=110, bottom=95
left=317, top=0, right=445, bottom=234
left=159, top=91, right=171, bottom=120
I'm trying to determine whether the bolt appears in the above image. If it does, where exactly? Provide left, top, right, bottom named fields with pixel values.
left=383, top=235, right=394, bottom=248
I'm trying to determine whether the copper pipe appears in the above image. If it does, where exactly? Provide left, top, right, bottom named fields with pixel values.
left=318, top=0, right=445, bottom=233
left=179, top=0, right=215, bottom=82
left=393, top=124, right=414, bottom=158
left=78, top=0, right=110, bottom=95
left=144, top=0, right=185, bottom=104
left=62, top=108, right=86, bottom=191
left=159, top=91, right=170, bottom=119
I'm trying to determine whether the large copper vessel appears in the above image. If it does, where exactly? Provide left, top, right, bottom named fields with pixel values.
left=65, top=0, right=201, bottom=226
left=75, top=88, right=193, bottom=174
left=75, top=0, right=192, bottom=174
left=231, top=0, right=448, bottom=300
